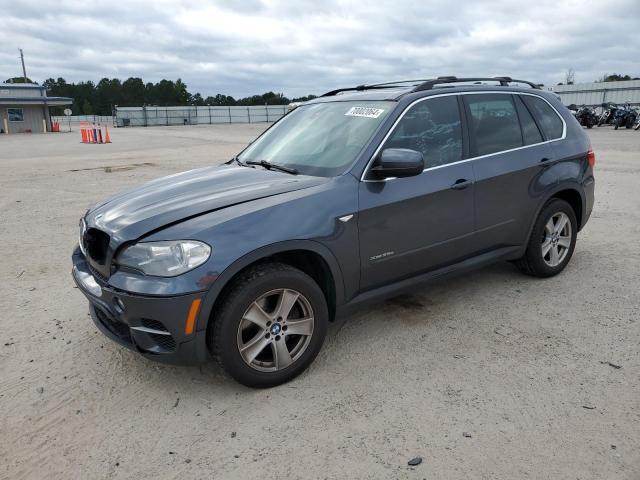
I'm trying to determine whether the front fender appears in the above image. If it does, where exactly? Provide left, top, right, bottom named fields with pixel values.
left=195, top=239, right=346, bottom=332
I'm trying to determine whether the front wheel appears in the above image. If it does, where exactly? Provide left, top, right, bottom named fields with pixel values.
left=515, top=199, right=577, bottom=278
left=210, top=263, right=328, bottom=388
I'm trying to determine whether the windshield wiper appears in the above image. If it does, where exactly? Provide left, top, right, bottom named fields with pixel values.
left=229, top=156, right=245, bottom=167
left=245, top=160, right=298, bottom=175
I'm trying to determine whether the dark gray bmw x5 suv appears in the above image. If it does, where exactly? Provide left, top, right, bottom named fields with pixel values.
left=72, top=76, right=595, bottom=387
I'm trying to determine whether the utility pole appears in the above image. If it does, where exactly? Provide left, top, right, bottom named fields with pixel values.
left=19, top=49, right=28, bottom=83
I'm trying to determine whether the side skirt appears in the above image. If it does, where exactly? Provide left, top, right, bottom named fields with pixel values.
left=336, top=245, right=522, bottom=319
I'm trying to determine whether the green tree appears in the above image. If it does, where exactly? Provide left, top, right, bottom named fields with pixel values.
left=189, top=93, right=205, bottom=106
left=597, top=73, right=638, bottom=82
left=5, top=77, right=36, bottom=84
left=82, top=99, right=93, bottom=114
left=39, top=75, right=319, bottom=114
left=121, top=77, right=146, bottom=106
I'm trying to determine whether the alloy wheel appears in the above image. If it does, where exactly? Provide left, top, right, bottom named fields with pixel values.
left=236, top=288, right=314, bottom=372
left=541, top=212, right=572, bottom=267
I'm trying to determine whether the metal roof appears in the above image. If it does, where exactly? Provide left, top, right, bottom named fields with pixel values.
left=550, top=80, right=640, bottom=107
left=0, top=83, right=45, bottom=90
left=0, top=96, right=72, bottom=105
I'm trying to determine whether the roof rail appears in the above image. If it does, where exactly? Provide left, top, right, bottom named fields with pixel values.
left=321, top=76, right=542, bottom=97
left=320, top=82, right=419, bottom=97
left=412, top=76, right=541, bottom=92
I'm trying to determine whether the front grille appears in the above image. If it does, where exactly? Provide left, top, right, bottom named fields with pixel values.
left=83, top=228, right=110, bottom=265
left=94, top=307, right=131, bottom=341
left=88, top=262, right=108, bottom=283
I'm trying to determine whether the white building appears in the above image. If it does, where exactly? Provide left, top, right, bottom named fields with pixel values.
left=0, top=83, right=72, bottom=134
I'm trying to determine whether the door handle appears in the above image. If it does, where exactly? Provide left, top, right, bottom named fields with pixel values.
left=450, top=178, right=472, bottom=190
left=539, top=157, right=551, bottom=164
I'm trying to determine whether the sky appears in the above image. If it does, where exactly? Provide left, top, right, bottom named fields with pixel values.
left=0, top=0, right=638, bottom=98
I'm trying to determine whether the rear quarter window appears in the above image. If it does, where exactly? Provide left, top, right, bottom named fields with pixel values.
left=514, top=95, right=543, bottom=145
left=522, top=95, right=564, bottom=140
left=464, top=94, right=523, bottom=156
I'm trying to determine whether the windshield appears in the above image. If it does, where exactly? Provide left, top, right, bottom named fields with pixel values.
left=238, top=101, right=393, bottom=177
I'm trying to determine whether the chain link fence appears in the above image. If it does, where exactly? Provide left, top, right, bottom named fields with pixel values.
left=51, top=115, right=114, bottom=128
left=114, top=105, right=287, bottom=127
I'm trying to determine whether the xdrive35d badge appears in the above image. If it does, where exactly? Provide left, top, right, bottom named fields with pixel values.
left=72, top=76, right=595, bottom=388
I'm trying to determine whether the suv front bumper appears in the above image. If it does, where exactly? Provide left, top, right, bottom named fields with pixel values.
left=71, top=247, right=209, bottom=366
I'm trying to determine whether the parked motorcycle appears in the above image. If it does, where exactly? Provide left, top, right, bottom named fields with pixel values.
left=574, top=105, right=598, bottom=128
left=597, top=103, right=618, bottom=126
left=613, top=103, right=637, bottom=129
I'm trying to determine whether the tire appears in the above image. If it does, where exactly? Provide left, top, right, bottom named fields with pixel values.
left=210, top=262, right=328, bottom=388
left=614, top=120, right=619, bottom=130
left=634, top=122, right=640, bottom=131
left=626, top=116, right=634, bottom=129
left=515, top=199, right=577, bottom=278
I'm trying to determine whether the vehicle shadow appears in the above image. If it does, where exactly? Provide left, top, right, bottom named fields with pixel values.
left=136, top=260, right=527, bottom=393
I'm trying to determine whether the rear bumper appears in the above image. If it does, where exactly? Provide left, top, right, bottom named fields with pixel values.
left=72, top=247, right=209, bottom=366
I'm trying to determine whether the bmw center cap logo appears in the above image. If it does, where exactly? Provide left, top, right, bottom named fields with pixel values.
left=270, top=323, right=282, bottom=335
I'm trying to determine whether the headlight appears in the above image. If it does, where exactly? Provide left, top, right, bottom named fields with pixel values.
left=116, top=240, right=211, bottom=277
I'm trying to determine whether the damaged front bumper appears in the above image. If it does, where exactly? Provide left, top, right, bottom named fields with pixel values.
left=71, top=246, right=209, bottom=365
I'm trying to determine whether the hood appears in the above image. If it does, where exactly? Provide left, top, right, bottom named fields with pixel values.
left=85, top=164, right=328, bottom=243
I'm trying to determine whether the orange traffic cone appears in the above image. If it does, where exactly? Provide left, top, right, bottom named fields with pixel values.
left=104, top=125, right=112, bottom=143
left=97, top=124, right=103, bottom=144
left=80, top=127, right=86, bottom=143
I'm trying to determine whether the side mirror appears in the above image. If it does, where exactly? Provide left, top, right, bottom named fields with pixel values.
left=371, top=148, right=424, bottom=179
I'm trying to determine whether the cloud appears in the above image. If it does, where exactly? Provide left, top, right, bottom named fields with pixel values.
left=0, top=0, right=638, bottom=97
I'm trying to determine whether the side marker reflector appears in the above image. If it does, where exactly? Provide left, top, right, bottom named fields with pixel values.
left=185, top=298, right=202, bottom=335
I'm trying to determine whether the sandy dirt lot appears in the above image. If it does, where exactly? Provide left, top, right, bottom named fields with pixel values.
left=1, top=124, right=638, bottom=479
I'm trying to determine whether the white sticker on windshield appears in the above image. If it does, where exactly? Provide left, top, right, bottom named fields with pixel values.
left=345, top=106, right=385, bottom=118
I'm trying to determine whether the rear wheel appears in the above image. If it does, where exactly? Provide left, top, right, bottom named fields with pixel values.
left=516, top=199, right=577, bottom=278
left=210, top=263, right=328, bottom=388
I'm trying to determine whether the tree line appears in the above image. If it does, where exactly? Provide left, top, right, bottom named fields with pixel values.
left=5, top=73, right=638, bottom=114
left=557, top=72, right=639, bottom=86
left=5, top=77, right=317, bottom=115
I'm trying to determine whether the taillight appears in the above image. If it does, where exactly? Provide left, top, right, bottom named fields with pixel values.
left=586, top=149, right=596, bottom=168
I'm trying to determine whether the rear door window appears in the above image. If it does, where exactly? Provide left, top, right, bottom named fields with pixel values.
left=383, top=95, right=462, bottom=169
left=514, top=95, right=543, bottom=145
left=521, top=95, right=564, bottom=140
left=464, top=94, right=522, bottom=156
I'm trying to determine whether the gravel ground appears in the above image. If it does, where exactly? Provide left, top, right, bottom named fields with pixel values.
left=0, top=125, right=638, bottom=479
